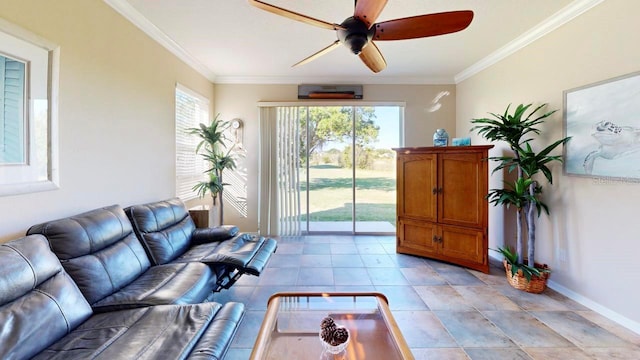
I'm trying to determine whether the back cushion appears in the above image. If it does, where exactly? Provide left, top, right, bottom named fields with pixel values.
left=27, top=205, right=151, bottom=305
left=0, top=235, right=92, bottom=359
left=126, top=197, right=196, bottom=265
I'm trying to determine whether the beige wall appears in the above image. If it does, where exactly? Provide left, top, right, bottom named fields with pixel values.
left=456, top=0, right=640, bottom=328
left=214, top=83, right=456, bottom=232
left=0, top=0, right=214, bottom=242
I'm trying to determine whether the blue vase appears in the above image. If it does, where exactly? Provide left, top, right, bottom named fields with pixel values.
left=433, top=129, right=449, bottom=147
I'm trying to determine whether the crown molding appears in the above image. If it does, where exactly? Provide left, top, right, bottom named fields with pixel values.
left=102, top=0, right=217, bottom=82
left=214, top=75, right=454, bottom=85
left=454, top=0, right=604, bottom=84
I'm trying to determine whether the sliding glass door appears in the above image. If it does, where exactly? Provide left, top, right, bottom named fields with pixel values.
left=299, top=105, right=402, bottom=234
left=354, top=106, right=400, bottom=233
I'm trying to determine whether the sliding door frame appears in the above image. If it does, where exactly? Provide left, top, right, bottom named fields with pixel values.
left=258, top=101, right=405, bottom=236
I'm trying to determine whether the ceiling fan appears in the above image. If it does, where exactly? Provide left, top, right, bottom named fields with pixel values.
left=248, top=0, right=473, bottom=73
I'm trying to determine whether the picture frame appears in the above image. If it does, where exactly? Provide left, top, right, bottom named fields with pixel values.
left=563, top=71, right=640, bottom=180
left=0, top=18, right=59, bottom=196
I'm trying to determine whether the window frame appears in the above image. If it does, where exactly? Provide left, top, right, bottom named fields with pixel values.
left=0, top=18, right=59, bottom=197
left=175, top=83, right=210, bottom=201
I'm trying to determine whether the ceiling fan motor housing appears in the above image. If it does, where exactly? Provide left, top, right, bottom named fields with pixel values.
left=337, top=17, right=374, bottom=55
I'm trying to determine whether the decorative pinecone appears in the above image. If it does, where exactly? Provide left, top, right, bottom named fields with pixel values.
left=331, top=327, right=349, bottom=346
left=320, top=316, right=337, bottom=343
left=320, top=327, right=334, bottom=343
left=320, top=316, right=335, bottom=330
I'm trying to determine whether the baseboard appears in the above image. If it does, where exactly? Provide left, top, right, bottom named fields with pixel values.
left=488, top=253, right=640, bottom=334
left=546, top=280, right=640, bottom=334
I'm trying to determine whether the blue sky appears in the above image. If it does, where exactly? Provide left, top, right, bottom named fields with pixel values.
left=371, top=106, right=402, bottom=150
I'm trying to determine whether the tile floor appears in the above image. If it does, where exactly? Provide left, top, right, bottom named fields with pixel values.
left=216, top=235, right=640, bottom=359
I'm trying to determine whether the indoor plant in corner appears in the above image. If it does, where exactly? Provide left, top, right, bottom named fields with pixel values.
left=189, top=114, right=237, bottom=226
left=471, top=103, right=570, bottom=293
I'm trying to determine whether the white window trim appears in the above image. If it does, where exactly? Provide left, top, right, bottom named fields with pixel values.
left=0, top=18, right=59, bottom=196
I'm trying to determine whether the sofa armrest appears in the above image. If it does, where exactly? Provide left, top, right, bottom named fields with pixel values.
left=191, top=225, right=240, bottom=245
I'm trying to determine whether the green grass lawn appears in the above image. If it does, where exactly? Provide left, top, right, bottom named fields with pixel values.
left=299, top=165, right=396, bottom=223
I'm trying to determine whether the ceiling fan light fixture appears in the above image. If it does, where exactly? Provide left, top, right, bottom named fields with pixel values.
left=345, top=35, right=368, bottom=55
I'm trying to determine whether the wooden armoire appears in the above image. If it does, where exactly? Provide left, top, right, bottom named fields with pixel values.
left=393, top=145, right=493, bottom=273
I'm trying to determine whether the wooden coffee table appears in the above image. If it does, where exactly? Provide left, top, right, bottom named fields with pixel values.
left=250, top=292, right=414, bottom=359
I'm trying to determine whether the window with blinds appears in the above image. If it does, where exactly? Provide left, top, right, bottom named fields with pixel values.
left=0, top=55, right=26, bottom=164
left=175, top=84, right=209, bottom=200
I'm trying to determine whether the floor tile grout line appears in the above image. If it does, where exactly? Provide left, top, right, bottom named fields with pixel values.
left=223, top=235, right=639, bottom=359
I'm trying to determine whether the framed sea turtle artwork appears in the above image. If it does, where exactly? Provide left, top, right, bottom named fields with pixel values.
left=563, top=71, right=640, bottom=180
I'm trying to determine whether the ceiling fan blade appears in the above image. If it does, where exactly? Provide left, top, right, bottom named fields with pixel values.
left=358, top=41, right=386, bottom=73
left=248, top=0, right=345, bottom=31
left=293, top=40, right=342, bottom=68
left=373, top=10, right=473, bottom=41
left=354, top=0, right=389, bottom=29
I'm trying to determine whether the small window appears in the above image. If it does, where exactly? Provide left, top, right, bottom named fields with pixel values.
left=175, top=84, right=209, bottom=200
left=0, top=20, right=59, bottom=196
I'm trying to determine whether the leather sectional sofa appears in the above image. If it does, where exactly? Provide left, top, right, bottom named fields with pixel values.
left=0, top=198, right=277, bottom=359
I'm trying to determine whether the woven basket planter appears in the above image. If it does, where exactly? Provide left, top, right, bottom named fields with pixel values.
left=503, top=260, right=550, bottom=294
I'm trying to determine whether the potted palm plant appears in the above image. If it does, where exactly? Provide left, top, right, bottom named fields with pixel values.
left=189, top=114, right=236, bottom=225
left=471, top=103, right=570, bottom=293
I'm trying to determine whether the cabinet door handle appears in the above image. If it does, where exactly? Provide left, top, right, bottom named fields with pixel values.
left=432, top=187, right=438, bottom=195
left=438, top=187, right=443, bottom=194
left=432, top=235, right=438, bottom=242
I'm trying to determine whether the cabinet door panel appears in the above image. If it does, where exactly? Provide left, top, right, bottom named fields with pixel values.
left=397, top=154, right=437, bottom=221
left=397, top=219, right=438, bottom=256
left=440, top=225, right=485, bottom=264
left=438, top=152, right=486, bottom=227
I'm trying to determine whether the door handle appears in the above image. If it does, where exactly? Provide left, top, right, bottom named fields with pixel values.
left=432, top=187, right=438, bottom=194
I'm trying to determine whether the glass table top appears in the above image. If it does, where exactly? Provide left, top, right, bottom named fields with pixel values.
left=250, top=292, right=414, bottom=360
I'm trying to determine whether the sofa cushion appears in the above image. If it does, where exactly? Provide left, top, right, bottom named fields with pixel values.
left=126, top=197, right=197, bottom=264
left=27, top=205, right=151, bottom=305
left=27, top=205, right=218, bottom=310
left=185, top=302, right=246, bottom=359
left=191, top=225, right=240, bottom=245
left=32, top=302, right=245, bottom=360
left=0, top=235, right=93, bottom=360
left=90, top=261, right=217, bottom=312
left=175, top=234, right=278, bottom=276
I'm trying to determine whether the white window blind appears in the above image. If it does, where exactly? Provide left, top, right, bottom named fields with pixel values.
left=175, top=84, right=209, bottom=200
left=258, top=106, right=301, bottom=236
left=0, top=55, right=26, bottom=164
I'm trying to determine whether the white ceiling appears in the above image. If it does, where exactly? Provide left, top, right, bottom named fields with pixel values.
left=107, top=0, right=600, bottom=84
